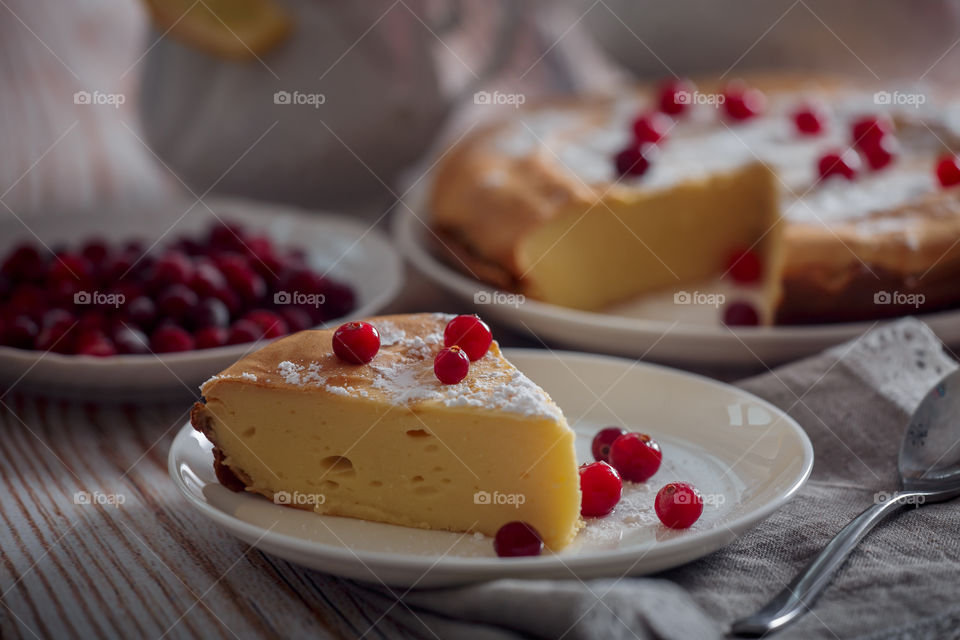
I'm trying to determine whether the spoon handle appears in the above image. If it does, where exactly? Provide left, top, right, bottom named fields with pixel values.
left=730, top=492, right=923, bottom=637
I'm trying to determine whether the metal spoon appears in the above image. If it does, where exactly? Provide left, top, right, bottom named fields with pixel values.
left=731, top=369, right=960, bottom=637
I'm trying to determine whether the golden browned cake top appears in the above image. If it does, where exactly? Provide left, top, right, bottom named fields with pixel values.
left=430, top=73, right=960, bottom=275
left=200, top=313, right=564, bottom=421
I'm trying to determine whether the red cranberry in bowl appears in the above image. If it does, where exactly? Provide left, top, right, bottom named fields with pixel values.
left=112, top=326, right=150, bottom=354
left=317, top=280, right=356, bottom=321
left=150, top=251, right=195, bottom=289
left=190, top=261, right=228, bottom=298
left=123, top=296, right=158, bottom=330
left=278, top=307, right=313, bottom=333
left=151, top=325, right=195, bottom=353
left=1, top=315, right=39, bottom=349
left=244, top=310, right=289, bottom=339
left=208, top=221, right=248, bottom=251
left=2, top=244, right=44, bottom=280
left=218, top=256, right=266, bottom=303
left=227, top=319, right=264, bottom=345
left=157, top=285, right=200, bottom=321
left=194, top=326, right=228, bottom=349
left=80, top=238, right=110, bottom=264
left=191, top=298, right=231, bottom=329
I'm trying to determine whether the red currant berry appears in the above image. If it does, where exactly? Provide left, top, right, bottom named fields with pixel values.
left=579, top=461, right=623, bottom=518
left=723, top=85, right=765, bottom=121
left=609, top=432, right=662, bottom=483
left=851, top=115, right=892, bottom=147
left=655, top=482, right=704, bottom=529
left=614, top=142, right=657, bottom=177
left=244, top=310, right=289, bottom=339
left=443, top=315, right=493, bottom=361
left=194, top=326, right=228, bottom=349
left=332, top=321, right=380, bottom=364
left=817, top=149, right=861, bottom=181
left=792, top=104, right=825, bottom=135
left=227, top=319, right=263, bottom=345
left=150, top=326, right=195, bottom=353
left=722, top=301, right=760, bottom=326
left=493, top=521, right=543, bottom=558
left=725, top=248, right=763, bottom=284
left=658, top=78, right=695, bottom=116
left=434, top=346, right=470, bottom=384
left=859, top=134, right=898, bottom=171
left=591, top=426, right=626, bottom=463
left=936, top=154, right=960, bottom=188
left=632, top=112, right=671, bottom=144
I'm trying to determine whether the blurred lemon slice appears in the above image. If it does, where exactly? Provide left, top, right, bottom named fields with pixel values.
left=142, top=0, right=292, bottom=60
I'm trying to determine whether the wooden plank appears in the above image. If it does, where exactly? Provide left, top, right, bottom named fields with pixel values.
left=0, top=393, right=435, bottom=640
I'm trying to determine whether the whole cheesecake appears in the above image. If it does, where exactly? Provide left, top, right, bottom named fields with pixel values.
left=429, top=73, right=960, bottom=324
left=191, top=313, right=582, bottom=550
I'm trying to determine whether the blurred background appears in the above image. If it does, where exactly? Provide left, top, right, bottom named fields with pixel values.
left=4, top=0, right=960, bottom=219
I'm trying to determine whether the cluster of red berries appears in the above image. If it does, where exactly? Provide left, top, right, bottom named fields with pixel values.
left=331, top=315, right=494, bottom=386
left=795, top=106, right=960, bottom=188
left=579, top=426, right=703, bottom=529
left=494, top=425, right=705, bottom=558
left=0, top=221, right=355, bottom=356
left=615, top=78, right=766, bottom=179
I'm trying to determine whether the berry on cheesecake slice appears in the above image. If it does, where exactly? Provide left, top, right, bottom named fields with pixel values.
left=190, top=313, right=582, bottom=550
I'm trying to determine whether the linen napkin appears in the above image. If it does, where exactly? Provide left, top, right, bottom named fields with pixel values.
left=341, top=318, right=960, bottom=639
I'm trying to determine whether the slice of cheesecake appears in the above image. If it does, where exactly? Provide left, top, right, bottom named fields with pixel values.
left=191, top=313, right=582, bottom=550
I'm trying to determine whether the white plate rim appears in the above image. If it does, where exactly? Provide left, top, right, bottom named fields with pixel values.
left=168, top=348, right=814, bottom=576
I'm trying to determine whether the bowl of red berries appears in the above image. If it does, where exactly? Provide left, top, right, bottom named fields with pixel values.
left=0, top=198, right=402, bottom=394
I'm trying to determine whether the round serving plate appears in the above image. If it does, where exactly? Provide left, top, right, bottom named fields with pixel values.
left=0, top=197, right=403, bottom=395
left=170, top=348, right=813, bottom=587
left=393, top=182, right=960, bottom=366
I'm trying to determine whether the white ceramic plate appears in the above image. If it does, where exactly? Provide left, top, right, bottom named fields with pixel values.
left=169, top=348, right=813, bottom=587
left=0, top=197, right=402, bottom=395
left=393, top=184, right=960, bottom=366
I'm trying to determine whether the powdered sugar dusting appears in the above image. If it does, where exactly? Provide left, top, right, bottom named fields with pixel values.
left=376, top=321, right=406, bottom=347
left=240, top=372, right=258, bottom=381
left=493, top=86, right=955, bottom=233
left=270, top=314, right=563, bottom=421
left=278, top=361, right=301, bottom=385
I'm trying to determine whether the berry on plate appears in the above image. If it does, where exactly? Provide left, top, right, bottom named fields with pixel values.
left=655, top=482, right=704, bottom=529
left=493, top=521, right=543, bottom=557
left=609, top=432, right=662, bottom=483
left=591, top=426, right=626, bottom=463
left=579, top=461, right=623, bottom=518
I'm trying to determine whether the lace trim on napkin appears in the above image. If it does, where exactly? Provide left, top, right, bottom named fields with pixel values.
left=829, top=318, right=958, bottom=413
